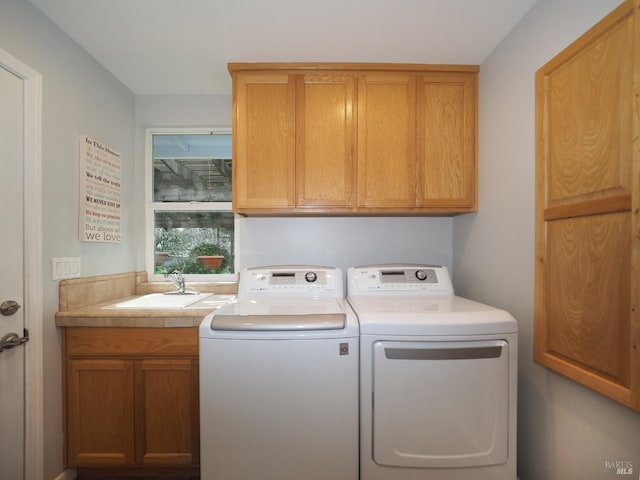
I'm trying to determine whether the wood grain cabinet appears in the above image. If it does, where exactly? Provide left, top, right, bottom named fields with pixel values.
left=233, top=72, right=295, bottom=209
left=416, top=72, right=477, bottom=209
left=64, top=328, right=200, bottom=472
left=356, top=72, right=416, bottom=208
left=229, top=63, right=478, bottom=215
left=296, top=73, right=357, bottom=209
left=535, top=0, right=639, bottom=411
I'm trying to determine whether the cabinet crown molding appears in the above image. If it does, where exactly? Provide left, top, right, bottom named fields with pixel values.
left=228, top=62, right=479, bottom=74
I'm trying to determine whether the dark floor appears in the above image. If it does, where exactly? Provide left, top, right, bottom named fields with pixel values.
left=76, top=478, right=199, bottom=480
left=75, top=469, right=199, bottom=480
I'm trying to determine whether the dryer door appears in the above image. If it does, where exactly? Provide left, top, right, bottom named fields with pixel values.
left=372, top=339, right=509, bottom=468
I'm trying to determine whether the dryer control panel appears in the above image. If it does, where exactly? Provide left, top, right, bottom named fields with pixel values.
left=347, top=264, right=454, bottom=295
left=239, top=266, right=344, bottom=297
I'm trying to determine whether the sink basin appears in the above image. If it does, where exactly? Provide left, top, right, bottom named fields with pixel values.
left=185, top=294, right=237, bottom=309
left=103, top=293, right=213, bottom=309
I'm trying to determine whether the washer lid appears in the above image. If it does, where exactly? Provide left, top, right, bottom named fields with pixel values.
left=212, top=313, right=344, bottom=331
left=209, top=297, right=347, bottom=331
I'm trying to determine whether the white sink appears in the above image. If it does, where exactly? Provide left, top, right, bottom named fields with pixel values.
left=103, top=292, right=213, bottom=309
left=186, top=294, right=236, bottom=309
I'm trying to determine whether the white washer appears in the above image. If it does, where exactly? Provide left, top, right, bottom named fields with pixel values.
left=347, top=264, right=518, bottom=480
left=199, top=266, right=359, bottom=480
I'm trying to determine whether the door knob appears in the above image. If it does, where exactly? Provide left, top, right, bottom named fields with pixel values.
left=0, top=330, right=29, bottom=353
left=0, top=300, right=21, bottom=316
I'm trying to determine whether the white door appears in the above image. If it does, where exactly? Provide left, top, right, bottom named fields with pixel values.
left=0, top=63, right=26, bottom=479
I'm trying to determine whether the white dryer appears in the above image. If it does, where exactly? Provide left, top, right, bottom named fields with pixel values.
left=199, top=266, right=359, bottom=480
left=347, top=264, right=518, bottom=480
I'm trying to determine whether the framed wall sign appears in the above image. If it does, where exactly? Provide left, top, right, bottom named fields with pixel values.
left=78, top=135, right=122, bottom=243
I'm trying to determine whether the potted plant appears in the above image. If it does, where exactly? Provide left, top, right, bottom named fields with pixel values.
left=154, top=230, right=172, bottom=266
left=155, top=251, right=170, bottom=266
left=191, top=243, right=227, bottom=271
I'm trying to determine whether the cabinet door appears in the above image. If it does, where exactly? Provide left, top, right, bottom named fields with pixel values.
left=135, top=359, right=199, bottom=466
left=296, top=74, right=356, bottom=208
left=67, top=359, right=135, bottom=466
left=416, top=72, right=477, bottom=209
left=535, top=0, right=638, bottom=410
left=357, top=73, right=416, bottom=207
left=233, top=72, right=295, bottom=210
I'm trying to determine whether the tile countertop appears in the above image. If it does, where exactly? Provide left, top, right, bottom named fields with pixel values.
left=54, top=294, right=236, bottom=328
left=55, top=271, right=238, bottom=328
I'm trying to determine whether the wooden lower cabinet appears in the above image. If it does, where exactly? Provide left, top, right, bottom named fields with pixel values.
left=67, top=359, right=135, bottom=466
left=64, top=328, right=199, bottom=473
left=135, top=359, right=199, bottom=466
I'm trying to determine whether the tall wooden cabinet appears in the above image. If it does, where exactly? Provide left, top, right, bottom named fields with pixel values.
left=535, top=0, right=639, bottom=411
left=229, top=63, right=478, bottom=215
left=64, top=328, right=200, bottom=473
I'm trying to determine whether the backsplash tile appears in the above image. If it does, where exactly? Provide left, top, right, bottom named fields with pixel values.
left=59, top=272, right=141, bottom=311
left=58, top=271, right=238, bottom=311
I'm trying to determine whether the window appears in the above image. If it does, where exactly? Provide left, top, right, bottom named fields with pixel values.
left=146, top=128, right=237, bottom=281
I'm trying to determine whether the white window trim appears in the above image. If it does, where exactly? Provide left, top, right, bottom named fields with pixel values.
left=145, top=127, right=239, bottom=282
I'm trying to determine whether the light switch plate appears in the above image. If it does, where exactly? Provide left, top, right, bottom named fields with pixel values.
left=51, top=257, right=81, bottom=280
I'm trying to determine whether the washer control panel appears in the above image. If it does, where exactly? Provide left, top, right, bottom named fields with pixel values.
left=347, top=264, right=454, bottom=295
left=239, top=266, right=344, bottom=297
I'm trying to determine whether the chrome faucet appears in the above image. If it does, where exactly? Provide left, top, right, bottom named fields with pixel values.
left=165, top=270, right=186, bottom=293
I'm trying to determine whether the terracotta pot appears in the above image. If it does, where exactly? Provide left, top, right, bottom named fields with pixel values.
left=155, top=252, right=169, bottom=266
left=197, top=255, right=224, bottom=270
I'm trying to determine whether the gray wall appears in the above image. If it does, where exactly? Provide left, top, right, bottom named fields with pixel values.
left=0, top=1, right=136, bottom=478
left=135, top=95, right=454, bottom=276
left=452, top=0, right=640, bottom=478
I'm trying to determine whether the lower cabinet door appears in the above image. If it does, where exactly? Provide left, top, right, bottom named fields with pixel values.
left=67, top=359, right=135, bottom=466
left=135, top=359, right=200, bottom=466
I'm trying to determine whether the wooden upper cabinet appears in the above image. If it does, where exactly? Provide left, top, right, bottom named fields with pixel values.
left=416, top=72, right=477, bottom=209
left=232, top=72, right=295, bottom=209
left=228, top=63, right=478, bottom=215
left=296, top=74, right=356, bottom=208
left=357, top=73, right=416, bottom=208
left=535, top=0, right=639, bottom=411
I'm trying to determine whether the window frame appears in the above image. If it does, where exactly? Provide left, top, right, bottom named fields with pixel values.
left=145, top=127, right=239, bottom=282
